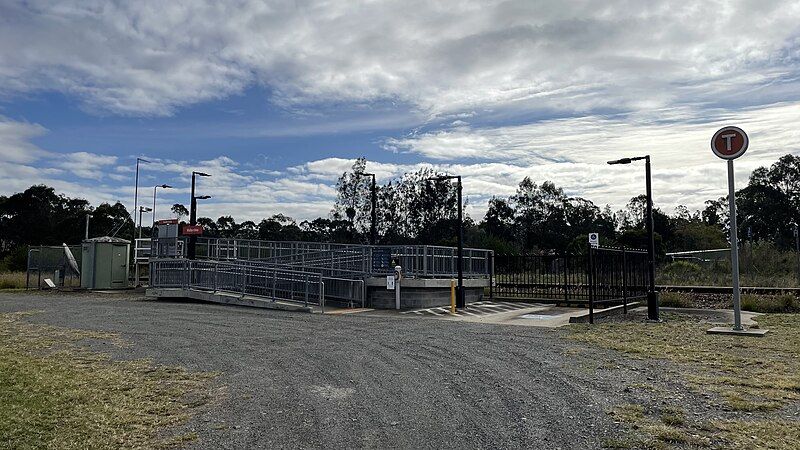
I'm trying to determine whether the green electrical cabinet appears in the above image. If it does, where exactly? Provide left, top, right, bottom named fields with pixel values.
left=81, top=237, right=130, bottom=289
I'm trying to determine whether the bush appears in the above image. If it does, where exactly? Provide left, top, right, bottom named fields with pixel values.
left=661, top=261, right=703, bottom=280
left=659, top=291, right=693, bottom=308
left=0, top=246, right=28, bottom=272
left=741, top=294, right=799, bottom=313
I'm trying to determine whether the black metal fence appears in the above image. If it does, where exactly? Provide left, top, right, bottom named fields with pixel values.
left=493, top=246, right=649, bottom=322
left=26, top=245, right=82, bottom=289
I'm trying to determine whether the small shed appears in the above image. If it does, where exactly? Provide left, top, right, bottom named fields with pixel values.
left=81, top=236, right=130, bottom=289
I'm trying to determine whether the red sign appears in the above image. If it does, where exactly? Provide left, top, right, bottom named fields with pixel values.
left=156, top=218, right=179, bottom=225
left=181, top=225, right=203, bottom=236
left=711, top=126, right=748, bottom=160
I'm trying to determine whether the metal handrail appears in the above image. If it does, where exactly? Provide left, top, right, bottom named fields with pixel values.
left=153, top=237, right=493, bottom=278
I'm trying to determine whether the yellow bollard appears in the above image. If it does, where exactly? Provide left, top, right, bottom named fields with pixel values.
left=450, top=279, right=456, bottom=314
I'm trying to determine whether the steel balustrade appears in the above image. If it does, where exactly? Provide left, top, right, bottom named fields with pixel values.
left=150, top=259, right=327, bottom=309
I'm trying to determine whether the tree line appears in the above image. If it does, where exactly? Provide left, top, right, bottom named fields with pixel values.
left=1, top=154, right=798, bottom=271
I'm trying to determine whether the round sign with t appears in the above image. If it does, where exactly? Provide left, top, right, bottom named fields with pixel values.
left=707, top=125, right=763, bottom=336
left=711, top=126, right=749, bottom=160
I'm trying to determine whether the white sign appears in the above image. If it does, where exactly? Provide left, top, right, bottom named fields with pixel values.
left=386, top=275, right=395, bottom=290
left=588, top=233, right=599, bottom=248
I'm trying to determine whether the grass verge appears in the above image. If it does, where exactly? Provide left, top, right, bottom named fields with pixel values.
left=571, top=313, right=800, bottom=449
left=0, top=271, right=26, bottom=289
left=0, top=311, right=218, bottom=449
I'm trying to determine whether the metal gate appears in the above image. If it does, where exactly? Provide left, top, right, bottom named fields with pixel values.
left=493, top=246, right=649, bottom=321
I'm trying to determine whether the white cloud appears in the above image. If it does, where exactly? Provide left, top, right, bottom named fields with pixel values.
left=2, top=1, right=800, bottom=225
left=0, top=117, right=50, bottom=163
left=1, top=1, right=799, bottom=117
left=61, top=151, right=118, bottom=178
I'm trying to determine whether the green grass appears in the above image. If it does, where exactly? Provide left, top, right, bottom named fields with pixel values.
left=571, top=313, right=800, bottom=449
left=0, top=311, right=219, bottom=449
left=741, top=294, right=799, bottom=313
left=658, top=291, right=693, bottom=308
left=0, top=271, right=26, bottom=289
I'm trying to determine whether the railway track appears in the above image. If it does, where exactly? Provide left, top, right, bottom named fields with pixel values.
left=657, top=285, right=800, bottom=295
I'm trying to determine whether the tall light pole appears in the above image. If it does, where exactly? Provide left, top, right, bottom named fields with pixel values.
left=608, top=155, right=658, bottom=321
left=795, top=223, right=800, bottom=286
left=427, top=174, right=465, bottom=308
left=138, top=206, right=152, bottom=239
left=152, top=184, right=173, bottom=234
left=136, top=206, right=152, bottom=287
left=188, top=171, right=211, bottom=259
left=85, top=214, right=92, bottom=240
left=133, top=157, right=150, bottom=244
left=361, top=172, right=378, bottom=245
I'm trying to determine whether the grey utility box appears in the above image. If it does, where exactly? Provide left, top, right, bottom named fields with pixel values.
left=81, top=236, right=130, bottom=289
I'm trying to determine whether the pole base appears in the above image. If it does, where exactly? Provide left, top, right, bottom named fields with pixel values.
left=706, top=326, right=769, bottom=337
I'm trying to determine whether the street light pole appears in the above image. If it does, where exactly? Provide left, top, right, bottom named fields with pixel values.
left=795, top=224, right=800, bottom=286
left=794, top=224, right=800, bottom=286
left=456, top=175, right=464, bottom=308
left=133, top=157, right=150, bottom=245
left=85, top=214, right=92, bottom=240
left=644, top=156, right=658, bottom=321
left=362, top=172, right=378, bottom=245
left=608, top=155, right=659, bottom=321
left=188, top=171, right=211, bottom=259
left=152, top=184, right=173, bottom=234
left=427, top=174, right=465, bottom=308
left=138, top=206, right=152, bottom=240
left=136, top=206, right=152, bottom=287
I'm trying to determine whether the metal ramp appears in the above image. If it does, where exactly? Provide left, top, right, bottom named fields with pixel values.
left=145, top=237, right=493, bottom=311
left=149, top=259, right=333, bottom=311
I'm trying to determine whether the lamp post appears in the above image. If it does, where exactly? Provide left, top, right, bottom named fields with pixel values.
left=608, top=155, right=659, bottom=321
left=188, top=171, right=211, bottom=259
left=135, top=206, right=152, bottom=287
left=85, top=214, right=92, bottom=240
left=794, top=223, right=800, bottom=285
left=138, top=206, right=152, bottom=239
left=151, top=184, right=173, bottom=234
left=361, top=172, right=378, bottom=245
left=132, top=157, right=150, bottom=244
left=427, top=174, right=464, bottom=308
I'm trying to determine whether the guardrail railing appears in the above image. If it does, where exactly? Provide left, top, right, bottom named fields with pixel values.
left=152, top=237, right=492, bottom=279
left=150, top=258, right=368, bottom=309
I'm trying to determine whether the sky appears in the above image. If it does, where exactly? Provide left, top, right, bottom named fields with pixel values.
left=1, top=0, right=800, bottom=225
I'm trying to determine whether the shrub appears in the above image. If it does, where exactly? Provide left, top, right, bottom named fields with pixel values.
left=659, top=291, right=693, bottom=308
left=661, top=261, right=704, bottom=280
left=740, top=294, right=799, bottom=313
left=0, top=246, right=28, bottom=272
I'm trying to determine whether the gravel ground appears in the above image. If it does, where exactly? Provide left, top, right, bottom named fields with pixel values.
left=0, top=291, right=685, bottom=449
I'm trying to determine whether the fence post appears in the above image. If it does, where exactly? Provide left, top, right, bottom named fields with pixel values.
left=304, top=274, right=309, bottom=307
left=212, top=262, right=217, bottom=291
left=563, top=253, right=569, bottom=303
left=622, top=246, right=628, bottom=314
left=241, top=266, right=246, bottom=297
left=272, top=269, right=277, bottom=300
left=26, top=248, right=33, bottom=290
left=320, top=277, right=325, bottom=313
left=588, top=245, right=595, bottom=324
left=423, top=245, right=428, bottom=277
left=489, top=251, right=494, bottom=299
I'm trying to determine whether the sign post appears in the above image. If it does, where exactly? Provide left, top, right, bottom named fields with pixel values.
left=707, top=126, right=767, bottom=336
left=588, top=233, right=599, bottom=248
left=394, top=265, right=402, bottom=310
